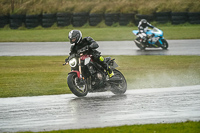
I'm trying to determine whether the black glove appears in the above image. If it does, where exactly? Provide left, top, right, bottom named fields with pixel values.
left=65, top=58, right=69, bottom=63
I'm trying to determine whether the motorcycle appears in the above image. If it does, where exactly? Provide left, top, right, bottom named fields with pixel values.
left=132, top=27, right=168, bottom=50
left=63, top=47, right=127, bottom=97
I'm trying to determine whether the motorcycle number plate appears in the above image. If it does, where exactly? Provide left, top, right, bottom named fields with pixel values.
left=84, top=57, right=91, bottom=65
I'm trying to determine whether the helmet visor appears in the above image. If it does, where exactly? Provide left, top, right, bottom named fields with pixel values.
left=70, top=37, right=77, bottom=44
left=71, top=38, right=76, bottom=43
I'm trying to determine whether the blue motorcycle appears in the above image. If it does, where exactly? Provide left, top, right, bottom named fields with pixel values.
left=132, top=28, right=168, bottom=50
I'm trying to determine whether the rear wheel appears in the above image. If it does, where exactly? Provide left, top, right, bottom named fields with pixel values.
left=67, top=73, right=88, bottom=97
left=110, top=69, right=127, bottom=95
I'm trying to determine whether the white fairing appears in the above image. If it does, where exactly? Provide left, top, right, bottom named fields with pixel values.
left=152, top=28, right=162, bottom=35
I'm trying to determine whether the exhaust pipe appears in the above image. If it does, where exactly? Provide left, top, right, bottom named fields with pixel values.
left=108, top=77, right=123, bottom=82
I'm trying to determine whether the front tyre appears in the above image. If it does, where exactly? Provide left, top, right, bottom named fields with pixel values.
left=110, top=69, right=127, bottom=95
left=134, top=37, right=146, bottom=50
left=160, top=39, right=168, bottom=50
left=67, top=73, right=88, bottom=97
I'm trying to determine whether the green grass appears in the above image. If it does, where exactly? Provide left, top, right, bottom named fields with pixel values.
left=0, top=24, right=200, bottom=42
left=0, top=56, right=200, bottom=98
left=17, top=121, right=200, bottom=133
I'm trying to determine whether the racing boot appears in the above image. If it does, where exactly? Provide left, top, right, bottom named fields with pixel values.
left=107, top=67, right=114, bottom=78
left=99, top=56, right=114, bottom=78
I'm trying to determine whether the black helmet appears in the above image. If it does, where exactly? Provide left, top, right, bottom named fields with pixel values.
left=140, top=19, right=147, bottom=24
left=68, top=30, right=82, bottom=44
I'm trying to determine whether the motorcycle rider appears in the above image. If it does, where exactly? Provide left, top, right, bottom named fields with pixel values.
left=138, top=19, right=154, bottom=44
left=65, top=30, right=114, bottom=78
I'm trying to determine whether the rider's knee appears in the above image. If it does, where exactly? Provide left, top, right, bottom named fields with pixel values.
left=99, top=56, right=104, bottom=62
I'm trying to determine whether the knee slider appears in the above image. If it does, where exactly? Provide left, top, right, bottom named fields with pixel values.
left=99, top=56, right=104, bottom=62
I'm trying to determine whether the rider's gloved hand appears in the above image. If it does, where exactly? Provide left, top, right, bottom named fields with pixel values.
left=65, top=58, right=68, bottom=63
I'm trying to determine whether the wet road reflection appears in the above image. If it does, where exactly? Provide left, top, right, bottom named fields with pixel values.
left=0, top=85, right=200, bottom=132
left=68, top=94, right=128, bottom=127
left=136, top=49, right=169, bottom=55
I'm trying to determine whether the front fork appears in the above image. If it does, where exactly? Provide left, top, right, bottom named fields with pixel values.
left=78, top=56, right=92, bottom=91
left=77, top=56, right=86, bottom=86
left=78, top=57, right=83, bottom=79
left=158, top=38, right=163, bottom=45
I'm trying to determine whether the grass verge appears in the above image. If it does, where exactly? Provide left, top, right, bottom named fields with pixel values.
left=0, top=55, right=200, bottom=98
left=0, top=24, right=200, bottom=42
left=16, top=121, right=200, bottom=133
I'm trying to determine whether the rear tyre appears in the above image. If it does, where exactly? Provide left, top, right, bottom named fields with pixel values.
left=110, top=69, right=127, bottom=95
left=67, top=73, right=88, bottom=97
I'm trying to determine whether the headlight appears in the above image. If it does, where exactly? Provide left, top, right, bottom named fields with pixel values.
left=69, top=58, right=77, bottom=67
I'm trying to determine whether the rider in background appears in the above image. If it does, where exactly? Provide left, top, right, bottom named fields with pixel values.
left=138, top=19, right=155, bottom=43
left=65, top=30, right=114, bottom=78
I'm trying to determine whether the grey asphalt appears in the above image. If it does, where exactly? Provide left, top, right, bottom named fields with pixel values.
left=0, top=39, right=200, bottom=56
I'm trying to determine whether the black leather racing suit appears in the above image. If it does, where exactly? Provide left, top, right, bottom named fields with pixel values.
left=66, top=37, right=112, bottom=73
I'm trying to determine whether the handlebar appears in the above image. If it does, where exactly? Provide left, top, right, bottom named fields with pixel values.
left=63, top=62, right=68, bottom=66
left=63, top=53, right=83, bottom=66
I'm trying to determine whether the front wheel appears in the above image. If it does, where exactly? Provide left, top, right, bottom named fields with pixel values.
left=160, top=39, right=168, bottom=49
left=134, top=37, right=146, bottom=50
left=67, top=73, right=88, bottom=97
left=110, top=69, right=127, bottom=95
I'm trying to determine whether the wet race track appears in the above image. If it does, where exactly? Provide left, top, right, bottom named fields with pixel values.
left=0, top=40, right=200, bottom=132
left=1, top=85, right=200, bottom=132
left=0, top=40, right=200, bottom=56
